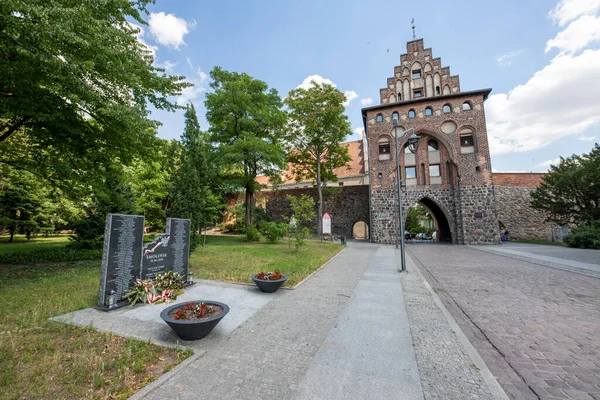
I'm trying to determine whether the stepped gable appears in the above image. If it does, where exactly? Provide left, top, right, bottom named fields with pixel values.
left=379, top=39, right=461, bottom=105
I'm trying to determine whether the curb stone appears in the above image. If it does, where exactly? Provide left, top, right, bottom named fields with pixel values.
left=128, top=351, right=205, bottom=400
left=402, top=250, right=509, bottom=400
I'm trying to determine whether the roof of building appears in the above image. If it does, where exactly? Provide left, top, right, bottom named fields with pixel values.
left=492, top=172, right=546, bottom=187
left=256, top=140, right=365, bottom=186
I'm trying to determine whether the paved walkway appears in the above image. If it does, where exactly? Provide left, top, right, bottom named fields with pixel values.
left=53, top=241, right=509, bottom=399
left=126, top=241, right=506, bottom=400
left=408, top=244, right=600, bottom=400
left=474, top=243, right=600, bottom=278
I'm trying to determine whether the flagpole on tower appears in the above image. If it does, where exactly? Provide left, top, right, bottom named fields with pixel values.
left=411, top=18, right=416, bottom=40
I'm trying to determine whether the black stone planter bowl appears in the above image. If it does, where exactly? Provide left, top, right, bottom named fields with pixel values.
left=160, top=300, right=229, bottom=341
left=251, top=274, right=288, bottom=293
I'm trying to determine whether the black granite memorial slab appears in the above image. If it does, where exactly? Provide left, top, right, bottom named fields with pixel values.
left=97, top=214, right=145, bottom=308
left=140, top=234, right=172, bottom=280
left=165, top=218, right=191, bottom=280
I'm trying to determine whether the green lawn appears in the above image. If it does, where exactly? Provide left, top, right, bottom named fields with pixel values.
left=0, top=235, right=71, bottom=255
left=190, top=235, right=344, bottom=287
left=0, top=234, right=343, bottom=399
left=514, top=238, right=567, bottom=247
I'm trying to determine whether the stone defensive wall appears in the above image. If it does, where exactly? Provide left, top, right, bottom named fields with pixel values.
left=260, top=186, right=370, bottom=239
left=492, top=173, right=552, bottom=240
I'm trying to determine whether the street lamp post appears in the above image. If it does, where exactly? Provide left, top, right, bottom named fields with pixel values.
left=393, top=119, right=420, bottom=272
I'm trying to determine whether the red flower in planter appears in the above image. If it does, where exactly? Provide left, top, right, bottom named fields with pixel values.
left=256, top=271, right=284, bottom=280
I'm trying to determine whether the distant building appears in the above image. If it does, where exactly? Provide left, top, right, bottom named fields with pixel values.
left=259, top=39, right=551, bottom=243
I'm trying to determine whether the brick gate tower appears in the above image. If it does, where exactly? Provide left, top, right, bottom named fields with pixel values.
left=362, top=39, right=500, bottom=244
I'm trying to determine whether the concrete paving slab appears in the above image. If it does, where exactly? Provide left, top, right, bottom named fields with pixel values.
left=292, top=247, right=423, bottom=400
left=51, top=280, right=277, bottom=351
left=474, top=244, right=600, bottom=278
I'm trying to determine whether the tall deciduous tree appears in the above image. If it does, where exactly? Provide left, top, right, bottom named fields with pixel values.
left=169, top=103, right=211, bottom=250
left=0, top=167, right=53, bottom=241
left=531, top=143, right=600, bottom=226
left=205, top=67, right=287, bottom=229
left=285, top=81, right=351, bottom=237
left=131, top=138, right=182, bottom=231
left=0, top=0, right=190, bottom=187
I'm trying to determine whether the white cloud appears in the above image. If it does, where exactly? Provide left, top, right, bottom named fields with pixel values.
left=580, top=134, right=597, bottom=140
left=297, top=75, right=336, bottom=90
left=148, top=12, right=190, bottom=49
left=361, top=98, right=373, bottom=106
left=343, top=90, right=358, bottom=107
left=353, top=127, right=364, bottom=136
left=198, top=68, right=209, bottom=82
left=296, top=75, right=358, bottom=108
left=496, top=49, right=524, bottom=66
left=545, top=15, right=600, bottom=53
left=549, top=0, right=600, bottom=26
left=176, top=84, right=205, bottom=106
left=486, top=0, right=600, bottom=156
left=157, top=60, right=177, bottom=73
left=537, top=157, right=561, bottom=167
left=486, top=49, right=600, bottom=155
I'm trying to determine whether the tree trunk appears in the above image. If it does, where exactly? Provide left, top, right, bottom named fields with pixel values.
left=9, top=227, right=15, bottom=242
left=316, top=157, right=323, bottom=240
left=245, top=186, right=254, bottom=230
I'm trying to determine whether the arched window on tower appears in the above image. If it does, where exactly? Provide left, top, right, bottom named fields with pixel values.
left=392, top=112, right=399, bottom=121
left=459, top=128, right=475, bottom=154
left=462, top=102, right=472, bottom=111
left=425, top=107, right=433, bottom=116
left=378, top=137, right=391, bottom=160
left=408, top=109, right=416, bottom=119
left=435, top=86, right=441, bottom=95
left=376, top=113, right=383, bottom=122
left=443, top=104, right=452, bottom=114
left=428, top=140, right=439, bottom=152
left=398, top=93, right=402, bottom=101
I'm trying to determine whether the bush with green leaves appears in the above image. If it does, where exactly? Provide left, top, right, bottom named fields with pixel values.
left=563, top=223, right=600, bottom=249
left=0, top=248, right=101, bottom=264
left=287, top=194, right=316, bottom=250
left=245, top=228, right=261, bottom=242
left=259, top=221, right=288, bottom=243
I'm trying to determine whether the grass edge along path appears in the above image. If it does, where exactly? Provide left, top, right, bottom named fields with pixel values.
left=0, top=260, right=192, bottom=400
left=0, top=235, right=343, bottom=399
left=189, top=235, right=345, bottom=287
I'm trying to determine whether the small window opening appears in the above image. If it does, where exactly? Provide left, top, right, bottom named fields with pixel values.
left=398, top=93, right=402, bottom=101
left=408, top=110, right=416, bottom=119
left=429, top=164, right=441, bottom=177
left=412, top=70, right=422, bottom=79
left=405, top=166, right=416, bottom=179
left=425, top=107, right=432, bottom=116
left=392, top=112, right=399, bottom=121
left=413, top=90, right=423, bottom=98
left=428, top=140, right=439, bottom=152
left=376, top=114, right=383, bottom=122
left=379, top=141, right=390, bottom=154
left=475, top=166, right=481, bottom=173
left=443, top=104, right=452, bottom=113
left=460, top=134, right=474, bottom=147
left=435, top=86, right=441, bottom=95
left=462, top=102, right=472, bottom=111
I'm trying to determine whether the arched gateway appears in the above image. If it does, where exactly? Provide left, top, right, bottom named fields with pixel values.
left=362, top=39, right=500, bottom=245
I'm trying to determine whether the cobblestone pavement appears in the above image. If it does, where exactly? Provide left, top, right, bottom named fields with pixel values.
left=497, top=243, right=600, bottom=266
left=407, top=244, right=600, bottom=400
left=401, top=252, right=506, bottom=400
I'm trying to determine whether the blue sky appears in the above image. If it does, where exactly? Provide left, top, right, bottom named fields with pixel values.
left=139, top=0, right=600, bottom=173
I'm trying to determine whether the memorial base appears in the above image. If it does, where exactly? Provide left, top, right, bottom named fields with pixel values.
left=94, top=301, right=130, bottom=312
